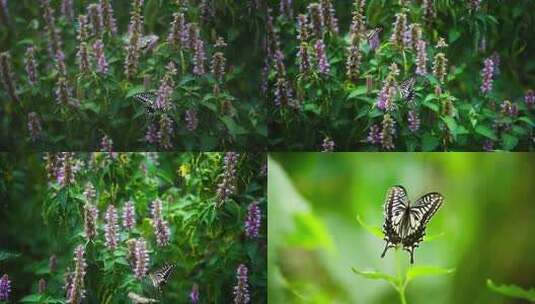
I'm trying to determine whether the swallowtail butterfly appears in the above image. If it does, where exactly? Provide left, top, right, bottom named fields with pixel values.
left=133, top=92, right=157, bottom=115
left=127, top=292, right=159, bottom=303
left=149, top=264, right=176, bottom=291
left=381, top=185, right=443, bottom=264
left=398, top=77, right=415, bottom=103
left=366, top=27, right=383, bottom=51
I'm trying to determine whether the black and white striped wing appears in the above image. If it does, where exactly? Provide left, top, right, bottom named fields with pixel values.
left=398, top=77, right=415, bottom=103
left=366, top=27, right=382, bottom=50
left=403, top=192, right=443, bottom=263
left=149, top=264, right=176, bottom=291
left=381, top=185, right=409, bottom=257
left=133, top=92, right=156, bottom=114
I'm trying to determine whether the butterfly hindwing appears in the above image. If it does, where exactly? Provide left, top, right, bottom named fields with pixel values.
left=133, top=92, right=156, bottom=115
left=381, top=185, right=409, bottom=257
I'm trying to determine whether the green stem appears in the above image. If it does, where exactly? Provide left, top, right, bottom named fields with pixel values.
left=396, top=248, right=408, bottom=304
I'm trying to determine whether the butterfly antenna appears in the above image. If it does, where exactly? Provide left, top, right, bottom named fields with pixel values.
left=380, top=243, right=389, bottom=258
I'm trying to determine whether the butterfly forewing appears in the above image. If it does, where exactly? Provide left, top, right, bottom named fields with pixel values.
left=133, top=92, right=157, bottom=115
left=383, top=186, right=409, bottom=246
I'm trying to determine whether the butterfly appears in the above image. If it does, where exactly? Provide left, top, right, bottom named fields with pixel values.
left=133, top=92, right=157, bottom=115
left=127, top=292, right=159, bottom=303
left=366, top=27, right=383, bottom=51
left=149, top=264, right=176, bottom=291
left=139, top=34, right=160, bottom=53
left=381, top=185, right=443, bottom=264
left=398, top=77, right=415, bottom=103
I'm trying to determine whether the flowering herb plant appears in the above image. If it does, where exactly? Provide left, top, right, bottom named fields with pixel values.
left=0, top=1, right=266, bottom=151
left=266, top=0, right=534, bottom=151
left=0, top=152, right=266, bottom=303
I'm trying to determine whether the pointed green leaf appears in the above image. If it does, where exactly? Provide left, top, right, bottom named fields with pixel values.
left=356, top=214, right=383, bottom=239
left=487, top=279, right=535, bottom=302
left=352, top=268, right=399, bottom=284
left=406, top=265, right=454, bottom=282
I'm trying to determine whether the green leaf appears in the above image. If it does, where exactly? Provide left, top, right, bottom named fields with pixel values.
left=502, top=134, right=518, bottom=150
left=0, top=250, right=20, bottom=262
left=487, top=279, right=535, bottom=302
left=406, top=265, right=454, bottom=282
left=125, top=85, right=146, bottom=98
left=347, top=86, right=367, bottom=99
left=356, top=214, right=383, bottom=239
left=475, top=125, right=498, bottom=141
left=352, top=268, right=399, bottom=285
left=422, top=134, right=440, bottom=151
left=518, top=116, right=534, bottom=127
left=448, top=29, right=461, bottom=43
left=19, top=294, right=43, bottom=303
left=220, top=116, right=248, bottom=136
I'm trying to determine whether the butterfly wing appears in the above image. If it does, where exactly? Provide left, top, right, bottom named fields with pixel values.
left=381, top=185, right=409, bottom=258
left=403, top=192, right=444, bottom=263
left=399, top=77, right=415, bottom=103
left=150, top=264, right=176, bottom=292
left=133, top=92, right=156, bottom=115
left=366, top=27, right=382, bottom=50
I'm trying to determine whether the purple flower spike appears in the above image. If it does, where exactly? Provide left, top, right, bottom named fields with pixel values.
left=480, top=57, right=494, bottom=94
left=93, top=39, right=109, bottom=74
left=216, top=152, right=239, bottom=204
left=104, top=205, right=119, bottom=251
left=66, top=245, right=87, bottom=304
left=233, top=264, right=250, bottom=304
left=27, top=112, right=42, bottom=142
left=123, top=201, right=136, bottom=230
left=367, top=124, right=382, bottom=145
left=151, top=198, right=170, bottom=247
left=407, top=110, right=420, bottom=132
left=193, top=39, right=206, bottom=76
left=525, top=90, right=535, bottom=109
left=185, top=109, right=198, bottom=132
left=315, top=39, right=330, bottom=74
left=0, top=274, right=11, bottom=301
left=245, top=202, right=262, bottom=238
left=190, top=284, right=200, bottom=304
left=134, top=238, right=149, bottom=278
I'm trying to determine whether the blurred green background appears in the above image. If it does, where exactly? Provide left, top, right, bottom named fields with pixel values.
left=268, top=153, right=535, bottom=303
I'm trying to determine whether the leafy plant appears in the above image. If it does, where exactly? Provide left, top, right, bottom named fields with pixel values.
left=266, top=0, right=535, bottom=151
left=487, top=279, right=535, bottom=303
left=0, top=1, right=266, bottom=151
left=352, top=215, right=453, bottom=304
left=0, top=152, right=267, bottom=303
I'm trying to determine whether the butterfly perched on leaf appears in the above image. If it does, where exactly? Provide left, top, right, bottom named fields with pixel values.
left=381, top=185, right=443, bottom=264
left=398, top=77, right=415, bottom=103
left=149, top=264, right=176, bottom=292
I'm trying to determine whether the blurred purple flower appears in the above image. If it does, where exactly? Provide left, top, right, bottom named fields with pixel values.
left=49, top=255, right=57, bottom=273
left=390, top=13, right=407, bottom=49
left=155, top=62, right=177, bottom=111
left=157, top=115, right=174, bottom=150
left=321, top=0, right=339, bottom=34
left=0, top=274, right=11, bottom=301
left=280, top=0, right=293, bottom=19
left=104, top=205, right=119, bottom=251
left=296, top=14, right=309, bottom=42
left=233, top=264, right=250, bottom=304
left=122, top=201, right=136, bottom=230
left=211, top=51, right=226, bottom=82
left=124, top=0, right=144, bottom=79
left=57, top=152, right=75, bottom=187
left=88, top=4, right=103, bottom=37
left=100, top=0, right=117, bottom=35
left=297, top=42, right=311, bottom=74
left=190, top=284, right=200, bottom=304
left=216, top=152, right=239, bottom=204
left=380, top=114, right=396, bottom=150
left=27, top=112, right=42, bottom=142
left=145, top=123, right=158, bottom=144
left=134, top=238, right=149, bottom=278
left=500, top=100, right=518, bottom=117
left=38, top=278, right=46, bottom=294
left=92, top=39, right=109, bottom=74
left=245, top=202, right=261, bottom=238
left=151, top=198, right=170, bottom=246
left=99, top=134, right=114, bottom=152
left=407, top=110, right=420, bottom=132
left=25, top=46, right=38, bottom=85
left=66, top=245, right=86, bottom=304
left=482, top=140, right=494, bottom=151
left=525, top=90, right=534, bottom=109
left=415, top=39, right=427, bottom=76
left=480, top=57, right=494, bottom=94
left=168, top=12, right=186, bottom=50
left=0, top=51, right=19, bottom=102
left=315, top=39, right=330, bottom=74
left=185, top=109, right=198, bottom=132
left=61, top=0, right=73, bottom=21
left=84, top=202, right=99, bottom=241
left=367, top=124, right=382, bottom=144
left=193, top=39, right=206, bottom=76
left=308, top=3, right=324, bottom=38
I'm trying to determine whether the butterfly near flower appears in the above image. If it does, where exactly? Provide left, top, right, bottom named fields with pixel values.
left=133, top=91, right=157, bottom=115
left=366, top=27, right=383, bottom=51
left=381, top=185, right=443, bottom=264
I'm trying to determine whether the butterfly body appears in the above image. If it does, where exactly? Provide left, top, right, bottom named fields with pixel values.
left=381, top=185, right=443, bottom=264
